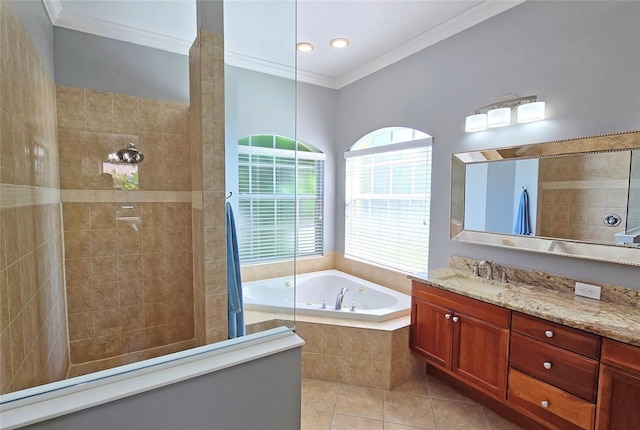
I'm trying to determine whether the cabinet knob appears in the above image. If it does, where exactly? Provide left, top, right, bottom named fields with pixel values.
left=541, top=400, right=549, bottom=408
left=452, top=316, right=459, bottom=323
left=543, top=361, right=552, bottom=370
left=544, top=330, right=554, bottom=338
left=445, top=313, right=451, bottom=320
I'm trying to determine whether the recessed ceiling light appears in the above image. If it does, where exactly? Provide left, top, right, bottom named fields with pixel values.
left=330, top=38, right=350, bottom=48
left=296, top=42, right=314, bottom=53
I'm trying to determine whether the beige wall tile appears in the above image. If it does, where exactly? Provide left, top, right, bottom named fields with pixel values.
left=56, top=86, right=86, bottom=131
left=113, top=94, right=140, bottom=134
left=85, top=90, right=114, bottom=133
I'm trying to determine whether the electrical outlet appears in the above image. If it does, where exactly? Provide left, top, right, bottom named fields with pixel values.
left=574, top=282, right=601, bottom=300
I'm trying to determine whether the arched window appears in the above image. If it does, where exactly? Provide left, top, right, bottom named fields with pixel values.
left=238, top=135, right=325, bottom=263
left=344, top=127, right=432, bottom=273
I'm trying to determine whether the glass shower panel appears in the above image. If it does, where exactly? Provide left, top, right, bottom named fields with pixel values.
left=224, top=0, right=297, bottom=333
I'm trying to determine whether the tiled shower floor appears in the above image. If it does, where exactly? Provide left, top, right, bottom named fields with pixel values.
left=301, top=375, right=522, bottom=430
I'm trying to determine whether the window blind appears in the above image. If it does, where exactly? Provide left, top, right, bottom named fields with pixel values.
left=238, top=140, right=325, bottom=263
left=345, top=142, right=431, bottom=274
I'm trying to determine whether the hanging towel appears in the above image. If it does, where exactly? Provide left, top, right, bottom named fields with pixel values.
left=514, top=189, right=532, bottom=235
left=226, top=202, right=245, bottom=339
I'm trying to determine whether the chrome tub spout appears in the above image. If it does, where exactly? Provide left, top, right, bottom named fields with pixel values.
left=334, top=287, right=349, bottom=310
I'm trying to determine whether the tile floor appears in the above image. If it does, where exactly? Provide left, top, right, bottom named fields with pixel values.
left=301, top=374, right=523, bottom=430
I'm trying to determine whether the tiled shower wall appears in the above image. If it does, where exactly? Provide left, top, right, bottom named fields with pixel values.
left=538, top=152, right=630, bottom=242
left=190, top=30, right=227, bottom=346
left=0, top=1, right=69, bottom=393
left=56, top=86, right=195, bottom=373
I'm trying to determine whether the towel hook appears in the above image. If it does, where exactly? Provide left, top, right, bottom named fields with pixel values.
left=522, top=185, right=527, bottom=191
left=226, top=191, right=233, bottom=200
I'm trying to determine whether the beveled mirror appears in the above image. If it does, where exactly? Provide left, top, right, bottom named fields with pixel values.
left=451, top=130, right=640, bottom=266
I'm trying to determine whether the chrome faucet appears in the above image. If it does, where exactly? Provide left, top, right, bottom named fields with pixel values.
left=478, top=260, right=493, bottom=280
left=335, top=287, right=349, bottom=310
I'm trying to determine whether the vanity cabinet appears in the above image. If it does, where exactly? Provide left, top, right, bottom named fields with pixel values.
left=410, top=279, right=640, bottom=430
left=507, top=313, right=600, bottom=430
left=410, top=282, right=510, bottom=399
left=596, top=339, right=640, bottom=430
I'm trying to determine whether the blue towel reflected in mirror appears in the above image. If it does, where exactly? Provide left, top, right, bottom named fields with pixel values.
left=514, top=189, right=531, bottom=235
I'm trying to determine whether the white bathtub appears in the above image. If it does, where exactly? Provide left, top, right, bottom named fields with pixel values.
left=242, top=269, right=410, bottom=322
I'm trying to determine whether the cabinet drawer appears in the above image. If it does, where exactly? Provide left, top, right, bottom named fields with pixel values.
left=508, top=369, right=595, bottom=430
left=510, top=333, right=599, bottom=402
left=412, top=282, right=510, bottom=328
left=512, top=312, right=601, bottom=359
left=601, top=338, right=640, bottom=374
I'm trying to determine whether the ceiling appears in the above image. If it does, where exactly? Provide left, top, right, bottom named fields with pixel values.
left=44, top=0, right=524, bottom=89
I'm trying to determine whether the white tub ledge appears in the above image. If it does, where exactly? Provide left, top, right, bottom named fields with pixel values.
left=0, top=327, right=304, bottom=429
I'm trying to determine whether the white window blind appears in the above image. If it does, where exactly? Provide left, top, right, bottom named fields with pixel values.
left=345, top=136, right=431, bottom=274
left=237, top=135, right=325, bottom=263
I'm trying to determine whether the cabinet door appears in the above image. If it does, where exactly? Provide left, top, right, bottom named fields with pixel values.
left=452, top=312, right=509, bottom=399
left=596, top=364, right=640, bottom=430
left=410, top=298, right=452, bottom=368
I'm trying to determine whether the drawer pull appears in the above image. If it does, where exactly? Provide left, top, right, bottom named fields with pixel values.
left=544, top=330, right=554, bottom=338
left=445, top=313, right=451, bottom=320
left=452, top=316, right=459, bottom=323
left=543, top=361, right=552, bottom=370
left=541, top=400, right=549, bottom=408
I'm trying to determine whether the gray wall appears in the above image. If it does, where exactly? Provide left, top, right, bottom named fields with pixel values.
left=334, top=1, right=640, bottom=289
left=6, top=0, right=54, bottom=77
left=24, top=348, right=302, bottom=430
left=53, top=27, right=189, bottom=103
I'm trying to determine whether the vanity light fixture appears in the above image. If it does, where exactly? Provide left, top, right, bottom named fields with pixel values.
left=465, top=95, right=545, bottom=132
left=296, top=42, right=314, bottom=52
left=330, top=38, right=350, bottom=48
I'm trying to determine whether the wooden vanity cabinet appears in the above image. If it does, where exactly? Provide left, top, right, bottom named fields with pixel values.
left=596, top=339, right=640, bottom=430
left=410, top=282, right=510, bottom=399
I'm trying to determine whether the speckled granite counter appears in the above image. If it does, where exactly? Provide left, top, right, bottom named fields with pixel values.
left=409, top=257, right=640, bottom=348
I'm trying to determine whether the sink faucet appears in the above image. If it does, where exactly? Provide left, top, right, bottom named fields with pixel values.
left=478, top=260, right=493, bottom=280
left=335, top=287, right=349, bottom=310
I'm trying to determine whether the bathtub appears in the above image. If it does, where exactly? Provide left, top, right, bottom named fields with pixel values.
left=242, top=269, right=411, bottom=322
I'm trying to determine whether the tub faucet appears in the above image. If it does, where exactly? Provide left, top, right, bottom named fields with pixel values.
left=478, top=260, right=493, bottom=280
left=335, top=287, right=349, bottom=310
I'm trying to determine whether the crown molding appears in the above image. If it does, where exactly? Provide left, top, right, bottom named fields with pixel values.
left=42, top=2, right=192, bottom=55
left=224, top=51, right=338, bottom=89
left=41, top=0, right=62, bottom=24
left=335, top=0, right=525, bottom=89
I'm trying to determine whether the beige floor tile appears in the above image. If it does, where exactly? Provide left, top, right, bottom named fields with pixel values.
left=391, top=375, right=429, bottom=397
left=301, top=408, right=333, bottom=430
left=383, top=423, right=424, bottom=430
left=302, top=379, right=342, bottom=413
left=431, top=398, right=489, bottom=430
left=426, top=374, right=474, bottom=403
left=383, top=391, right=436, bottom=429
left=481, top=406, right=523, bottom=430
left=334, top=385, right=384, bottom=420
left=330, top=414, right=384, bottom=430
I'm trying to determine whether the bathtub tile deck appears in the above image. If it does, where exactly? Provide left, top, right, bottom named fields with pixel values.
left=301, top=375, right=522, bottom=430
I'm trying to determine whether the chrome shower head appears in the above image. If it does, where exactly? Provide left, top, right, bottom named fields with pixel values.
left=108, top=143, right=144, bottom=164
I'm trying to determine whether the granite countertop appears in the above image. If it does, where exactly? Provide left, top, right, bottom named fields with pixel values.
left=409, top=267, right=640, bottom=348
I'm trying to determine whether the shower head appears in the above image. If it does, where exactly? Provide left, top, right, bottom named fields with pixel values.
left=108, top=143, right=144, bottom=164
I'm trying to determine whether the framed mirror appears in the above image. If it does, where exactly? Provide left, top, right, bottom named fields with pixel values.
left=451, top=130, right=640, bottom=266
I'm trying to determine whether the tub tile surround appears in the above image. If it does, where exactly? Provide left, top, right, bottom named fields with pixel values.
left=0, top=1, right=69, bottom=394
left=243, top=253, right=420, bottom=390
left=189, top=29, right=227, bottom=346
left=411, top=255, right=640, bottom=346
left=56, top=85, right=194, bottom=367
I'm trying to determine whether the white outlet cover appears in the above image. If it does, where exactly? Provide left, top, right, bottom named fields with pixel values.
left=575, top=282, right=602, bottom=300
